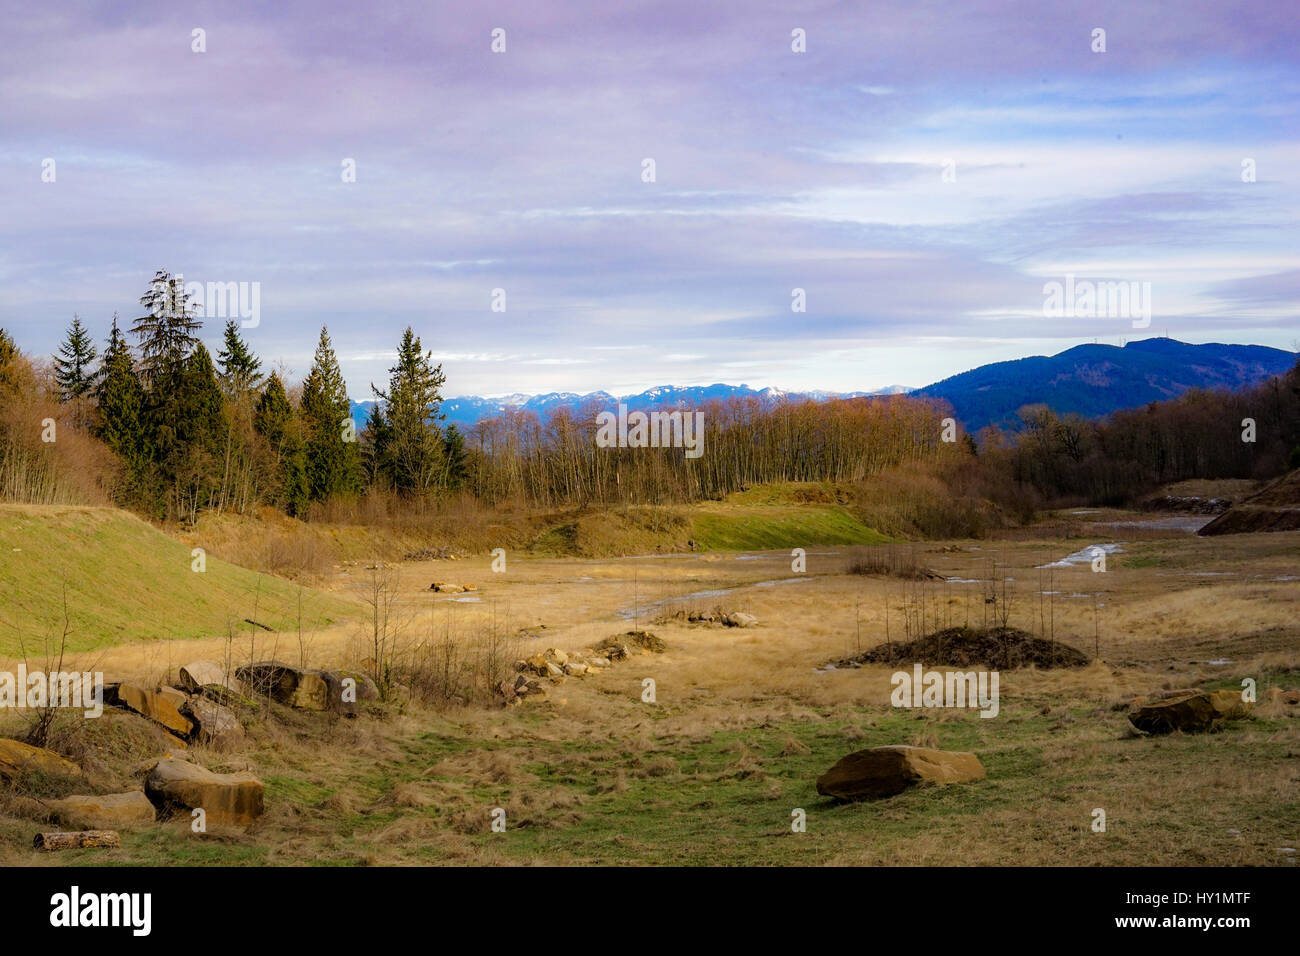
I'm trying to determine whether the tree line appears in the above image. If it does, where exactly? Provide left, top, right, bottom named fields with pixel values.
left=1, top=270, right=460, bottom=521
left=974, top=363, right=1300, bottom=508
left=2, top=267, right=1297, bottom=525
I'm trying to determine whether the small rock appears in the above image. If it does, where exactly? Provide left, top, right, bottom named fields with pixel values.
left=496, top=679, right=519, bottom=705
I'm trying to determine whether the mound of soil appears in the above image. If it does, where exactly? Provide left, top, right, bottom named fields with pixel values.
left=593, top=631, right=667, bottom=656
left=1199, top=470, right=1300, bottom=535
left=835, top=625, right=1089, bottom=670
left=624, top=630, right=667, bottom=653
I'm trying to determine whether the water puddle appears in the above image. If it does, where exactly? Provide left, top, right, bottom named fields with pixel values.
left=616, top=576, right=813, bottom=620
left=1036, top=543, right=1123, bottom=569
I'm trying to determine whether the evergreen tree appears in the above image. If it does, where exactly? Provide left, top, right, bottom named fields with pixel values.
left=0, top=328, right=20, bottom=395
left=255, top=371, right=309, bottom=515
left=54, top=315, right=98, bottom=403
left=300, top=326, right=361, bottom=500
left=442, top=423, right=468, bottom=489
left=169, top=343, right=227, bottom=519
left=132, top=271, right=204, bottom=472
left=95, top=316, right=146, bottom=466
left=132, top=270, right=201, bottom=387
left=177, top=343, right=225, bottom=455
left=368, top=326, right=446, bottom=493
left=216, top=319, right=263, bottom=400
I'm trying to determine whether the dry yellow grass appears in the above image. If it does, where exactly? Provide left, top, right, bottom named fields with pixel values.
left=1, top=511, right=1296, bottom=866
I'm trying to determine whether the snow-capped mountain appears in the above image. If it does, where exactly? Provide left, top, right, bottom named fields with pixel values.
left=351, top=383, right=915, bottom=431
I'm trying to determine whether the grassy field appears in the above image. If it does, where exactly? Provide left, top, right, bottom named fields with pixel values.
left=1, top=499, right=1297, bottom=866
left=0, top=504, right=356, bottom=656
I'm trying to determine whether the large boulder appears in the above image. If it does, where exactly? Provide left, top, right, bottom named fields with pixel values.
left=145, top=757, right=264, bottom=827
left=109, top=683, right=195, bottom=737
left=0, top=738, right=84, bottom=782
left=236, top=661, right=328, bottom=711
left=181, top=696, right=245, bottom=749
left=178, top=660, right=237, bottom=694
left=335, top=670, right=379, bottom=701
left=816, top=745, right=986, bottom=801
left=46, top=791, right=156, bottom=829
left=1129, top=690, right=1218, bottom=734
left=319, top=670, right=377, bottom=717
left=287, top=671, right=328, bottom=711
left=724, top=612, right=759, bottom=628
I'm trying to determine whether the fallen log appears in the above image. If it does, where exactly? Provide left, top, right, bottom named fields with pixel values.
left=33, top=830, right=121, bottom=851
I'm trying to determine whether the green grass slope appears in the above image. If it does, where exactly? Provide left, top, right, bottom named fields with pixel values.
left=529, top=484, right=892, bottom=556
left=688, top=483, right=892, bottom=551
left=0, top=504, right=355, bottom=655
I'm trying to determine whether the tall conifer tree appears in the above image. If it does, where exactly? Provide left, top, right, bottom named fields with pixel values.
left=301, top=326, right=361, bottom=500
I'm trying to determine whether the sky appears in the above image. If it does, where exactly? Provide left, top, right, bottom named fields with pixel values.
left=2, top=0, right=1297, bottom=400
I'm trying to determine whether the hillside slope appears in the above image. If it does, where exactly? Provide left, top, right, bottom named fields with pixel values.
left=0, top=505, right=356, bottom=656
left=915, top=338, right=1296, bottom=432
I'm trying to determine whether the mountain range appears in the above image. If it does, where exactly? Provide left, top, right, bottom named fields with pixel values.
left=349, top=338, right=1296, bottom=434
left=912, top=338, right=1296, bottom=432
left=350, top=384, right=912, bottom=431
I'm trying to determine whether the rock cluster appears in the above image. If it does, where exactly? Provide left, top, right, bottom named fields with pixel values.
left=672, top=609, right=759, bottom=627
left=499, top=632, right=667, bottom=705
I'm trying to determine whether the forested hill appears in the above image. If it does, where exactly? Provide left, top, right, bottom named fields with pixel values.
left=914, top=338, right=1296, bottom=432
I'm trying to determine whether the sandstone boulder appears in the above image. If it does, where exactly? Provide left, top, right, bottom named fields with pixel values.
left=724, top=612, right=759, bottom=628
left=430, top=582, right=466, bottom=593
left=1129, top=690, right=1218, bottom=734
left=107, top=683, right=194, bottom=737
left=46, top=791, right=156, bottom=829
left=145, top=757, right=264, bottom=827
left=182, top=696, right=245, bottom=749
left=320, top=670, right=376, bottom=717
left=236, top=661, right=328, bottom=711
left=336, top=670, right=379, bottom=701
left=0, top=738, right=84, bottom=782
left=178, top=660, right=236, bottom=693
left=816, top=745, right=986, bottom=801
